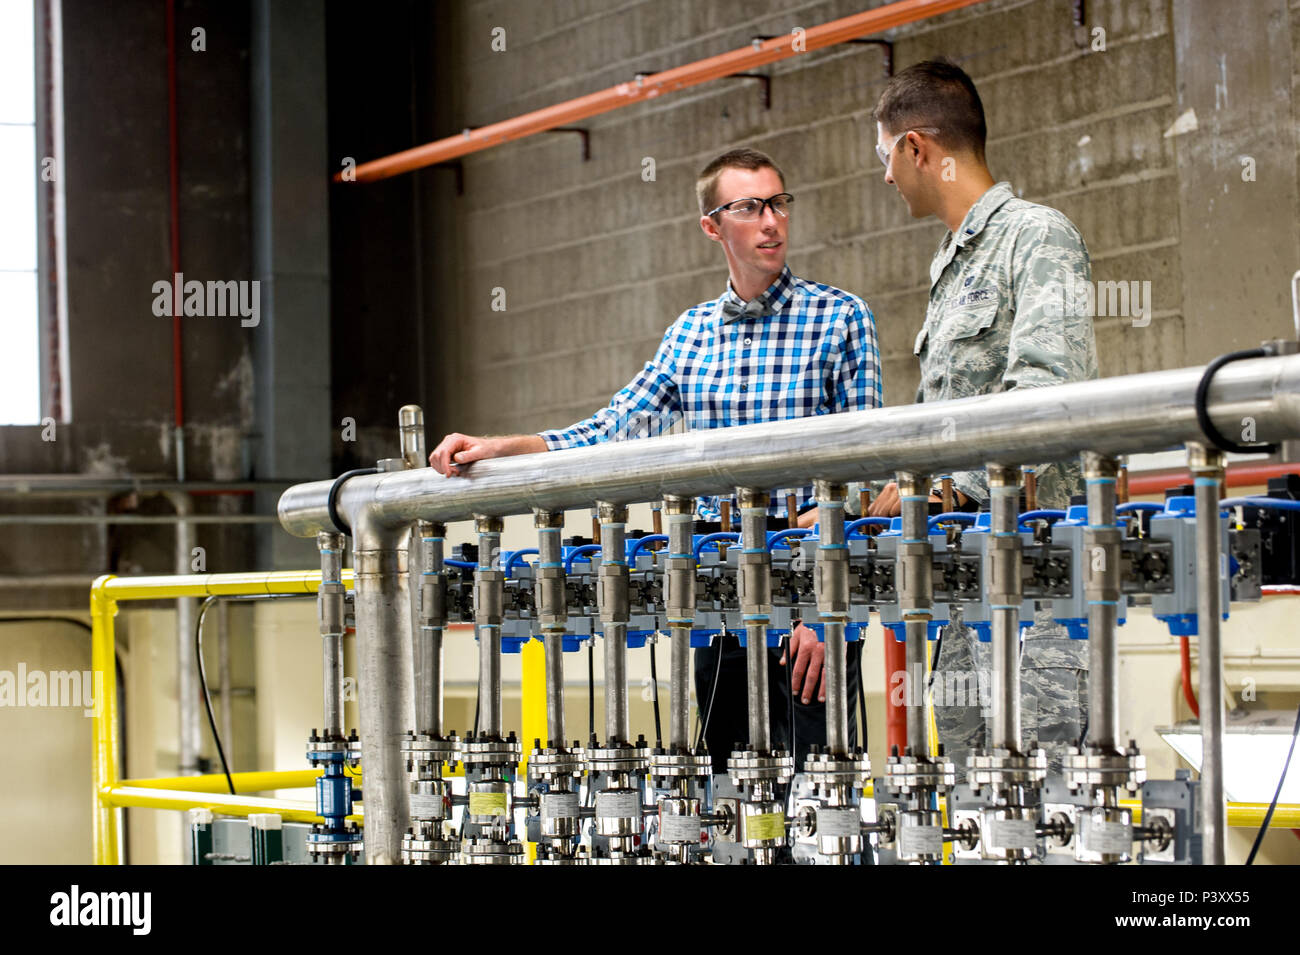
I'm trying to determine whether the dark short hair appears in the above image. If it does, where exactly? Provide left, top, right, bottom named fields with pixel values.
left=696, top=147, right=786, bottom=215
left=872, top=58, right=987, bottom=161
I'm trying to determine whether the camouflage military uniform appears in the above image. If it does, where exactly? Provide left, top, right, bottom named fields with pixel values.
left=914, top=181, right=1098, bottom=509
left=930, top=605, right=988, bottom=781
left=918, top=182, right=1095, bottom=771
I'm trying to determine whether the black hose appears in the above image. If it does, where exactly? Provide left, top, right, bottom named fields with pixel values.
left=326, top=467, right=379, bottom=536
left=1245, top=703, right=1300, bottom=865
left=1194, top=348, right=1278, bottom=454
left=649, top=636, right=662, bottom=749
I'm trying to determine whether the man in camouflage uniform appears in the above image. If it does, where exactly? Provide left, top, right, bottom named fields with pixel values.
left=869, top=60, right=1096, bottom=777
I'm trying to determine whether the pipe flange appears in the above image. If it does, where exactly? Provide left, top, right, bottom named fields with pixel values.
left=1062, top=748, right=1147, bottom=793
left=459, top=838, right=526, bottom=865
left=459, top=734, right=523, bottom=767
left=802, top=750, right=872, bottom=786
left=401, top=732, right=461, bottom=768
left=967, top=749, right=1048, bottom=789
left=586, top=744, right=651, bottom=774
left=648, top=750, right=713, bottom=780
left=401, top=835, right=458, bottom=865
left=726, top=749, right=795, bottom=784
left=587, top=854, right=660, bottom=865
left=528, top=747, right=586, bottom=780
left=883, top=754, right=956, bottom=793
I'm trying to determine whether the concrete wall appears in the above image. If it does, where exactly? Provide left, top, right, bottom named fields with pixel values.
left=428, top=0, right=1300, bottom=439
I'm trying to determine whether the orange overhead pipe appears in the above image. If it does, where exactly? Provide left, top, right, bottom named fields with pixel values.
left=1127, top=461, right=1300, bottom=497
left=337, top=0, right=990, bottom=184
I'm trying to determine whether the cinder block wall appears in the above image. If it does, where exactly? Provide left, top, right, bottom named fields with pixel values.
left=430, top=0, right=1300, bottom=439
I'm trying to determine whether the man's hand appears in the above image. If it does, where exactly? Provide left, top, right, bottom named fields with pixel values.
left=779, top=622, right=825, bottom=704
left=865, top=482, right=965, bottom=517
left=868, top=482, right=901, bottom=517
left=428, top=433, right=546, bottom=476
left=795, top=508, right=817, bottom=529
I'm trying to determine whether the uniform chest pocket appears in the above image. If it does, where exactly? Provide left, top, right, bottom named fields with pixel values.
left=932, top=300, right=998, bottom=345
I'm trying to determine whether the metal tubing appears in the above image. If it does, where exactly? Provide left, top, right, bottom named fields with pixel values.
left=415, top=520, right=446, bottom=736
left=279, top=357, right=1300, bottom=537
left=1082, top=453, right=1122, bottom=754
left=598, top=502, right=630, bottom=744
left=738, top=489, right=772, bottom=751
left=352, top=519, right=415, bottom=865
left=987, top=465, right=1022, bottom=752
left=897, top=471, right=932, bottom=758
left=664, top=496, right=695, bottom=751
left=399, top=405, right=426, bottom=471
left=815, top=481, right=850, bottom=756
left=1190, top=443, right=1227, bottom=865
left=535, top=509, right=567, bottom=746
left=317, top=531, right=346, bottom=737
left=168, top=492, right=200, bottom=778
left=474, top=516, right=504, bottom=738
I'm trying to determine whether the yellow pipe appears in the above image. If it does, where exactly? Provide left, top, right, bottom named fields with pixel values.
left=1225, top=801, right=1300, bottom=829
left=98, top=568, right=354, bottom=601
left=519, top=637, right=547, bottom=864
left=90, top=577, right=120, bottom=865
left=102, top=785, right=362, bottom=826
left=122, top=769, right=334, bottom=793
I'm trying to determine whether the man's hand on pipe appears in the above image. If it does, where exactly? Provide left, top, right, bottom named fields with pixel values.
left=428, top=433, right=547, bottom=476
left=866, top=482, right=963, bottom=517
left=780, top=622, right=825, bottom=704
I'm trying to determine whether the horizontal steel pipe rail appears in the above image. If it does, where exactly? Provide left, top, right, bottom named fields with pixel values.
left=280, top=357, right=1300, bottom=535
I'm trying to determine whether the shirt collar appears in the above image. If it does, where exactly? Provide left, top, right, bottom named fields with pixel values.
left=716, top=265, right=796, bottom=323
left=930, top=182, right=1016, bottom=287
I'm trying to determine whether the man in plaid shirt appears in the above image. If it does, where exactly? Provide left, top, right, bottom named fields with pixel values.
left=429, top=148, right=881, bottom=767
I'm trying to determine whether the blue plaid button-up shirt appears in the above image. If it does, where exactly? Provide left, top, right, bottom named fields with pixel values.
left=538, top=265, right=882, bottom=521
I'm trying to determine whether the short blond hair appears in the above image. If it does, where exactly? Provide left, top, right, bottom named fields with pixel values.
left=696, top=147, right=786, bottom=216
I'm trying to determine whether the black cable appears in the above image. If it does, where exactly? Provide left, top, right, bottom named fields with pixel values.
left=587, top=642, right=595, bottom=741
left=927, top=628, right=944, bottom=691
left=649, top=636, right=662, bottom=749
left=695, top=631, right=725, bottom=752
left=195, top=593, right=314, bottom=795
left=1194, top=348, right=1279, bottom=455
left=1246, top=702, right=1300, bottom=865
left=856, top=637, right=867, bottom=752
left=326, top=467, right=379, bottom=536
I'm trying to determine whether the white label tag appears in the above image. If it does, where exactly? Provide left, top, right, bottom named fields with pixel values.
left=988, top=817, right=1037, bottom=850
left=899, top=824, right=942, bottom=857
left=595, top=790, right=640, bottom=819
left=408, top=792, right=444, bottom=819
left=540, top=791, right=579, bottom=820
left=1081, top=817, right=1131, bottom=854
left=659, top=813, right=702, bottom=843
left=816, top=806, right=860, bottom=838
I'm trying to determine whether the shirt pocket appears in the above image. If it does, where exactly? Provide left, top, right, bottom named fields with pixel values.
left=932, top=299, right=999, bottom=344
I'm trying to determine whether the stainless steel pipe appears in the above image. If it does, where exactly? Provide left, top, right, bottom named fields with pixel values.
left=280, top=356, right=1300, bottom=536
left=815, top=481, right=850, bottom=757
left=352, top=518, right=415, bottom=864
left=597, top=502, right=630, bottom=744
left=534, top=509, right=567, bottom=746
left=664, top=496, right=695, bottom=751
left=474, top=516, right=504, bottom=738
left=738, top=489, right=773, bottom=752
left=414, top=520, right=446, bottom=736
left=317, top=531, right=347, bottom=737
left=987, top=465, right=1022, bottom=752
left=1082, top=452, right=1121, bottom=753
left=1190, top=443, right=1227, bottom=865
left=898, top=471, right=933, bottom=759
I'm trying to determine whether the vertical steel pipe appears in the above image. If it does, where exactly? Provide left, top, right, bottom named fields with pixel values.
left=1082, top=452, right=1121, bottom=753
left=317, top=530, right=347, bottom=737
left=474, top=515, right=504, bottom=738
left=986, top=465, right=1023, bottom=751
left=1190, top=442, right=1227, bottom=865
left=597, top=502, right=630, bottom=744
left=897, top=471, right=932, bottom=758
left=414, top=520, right=446, bottom=736
left=737, top=488, right=772, bottom=751
left=663, top=496, right=696, bottom=751
left=814, top=481, right=850, bottom=756
left=352, top=517, right=415, bottom=864
left=534, top=508, right=568, bottom=746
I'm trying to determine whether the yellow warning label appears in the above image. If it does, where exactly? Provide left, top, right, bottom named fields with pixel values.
left=746, top=811, right=785, bottom=842
left=468, top=792, right=509, bottom=817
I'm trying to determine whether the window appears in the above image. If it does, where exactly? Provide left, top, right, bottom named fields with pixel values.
left=0, top=0, right=39, bottom=424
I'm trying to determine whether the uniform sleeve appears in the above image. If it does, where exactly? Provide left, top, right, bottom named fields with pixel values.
left=537, top=322, right=683, bottom=450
